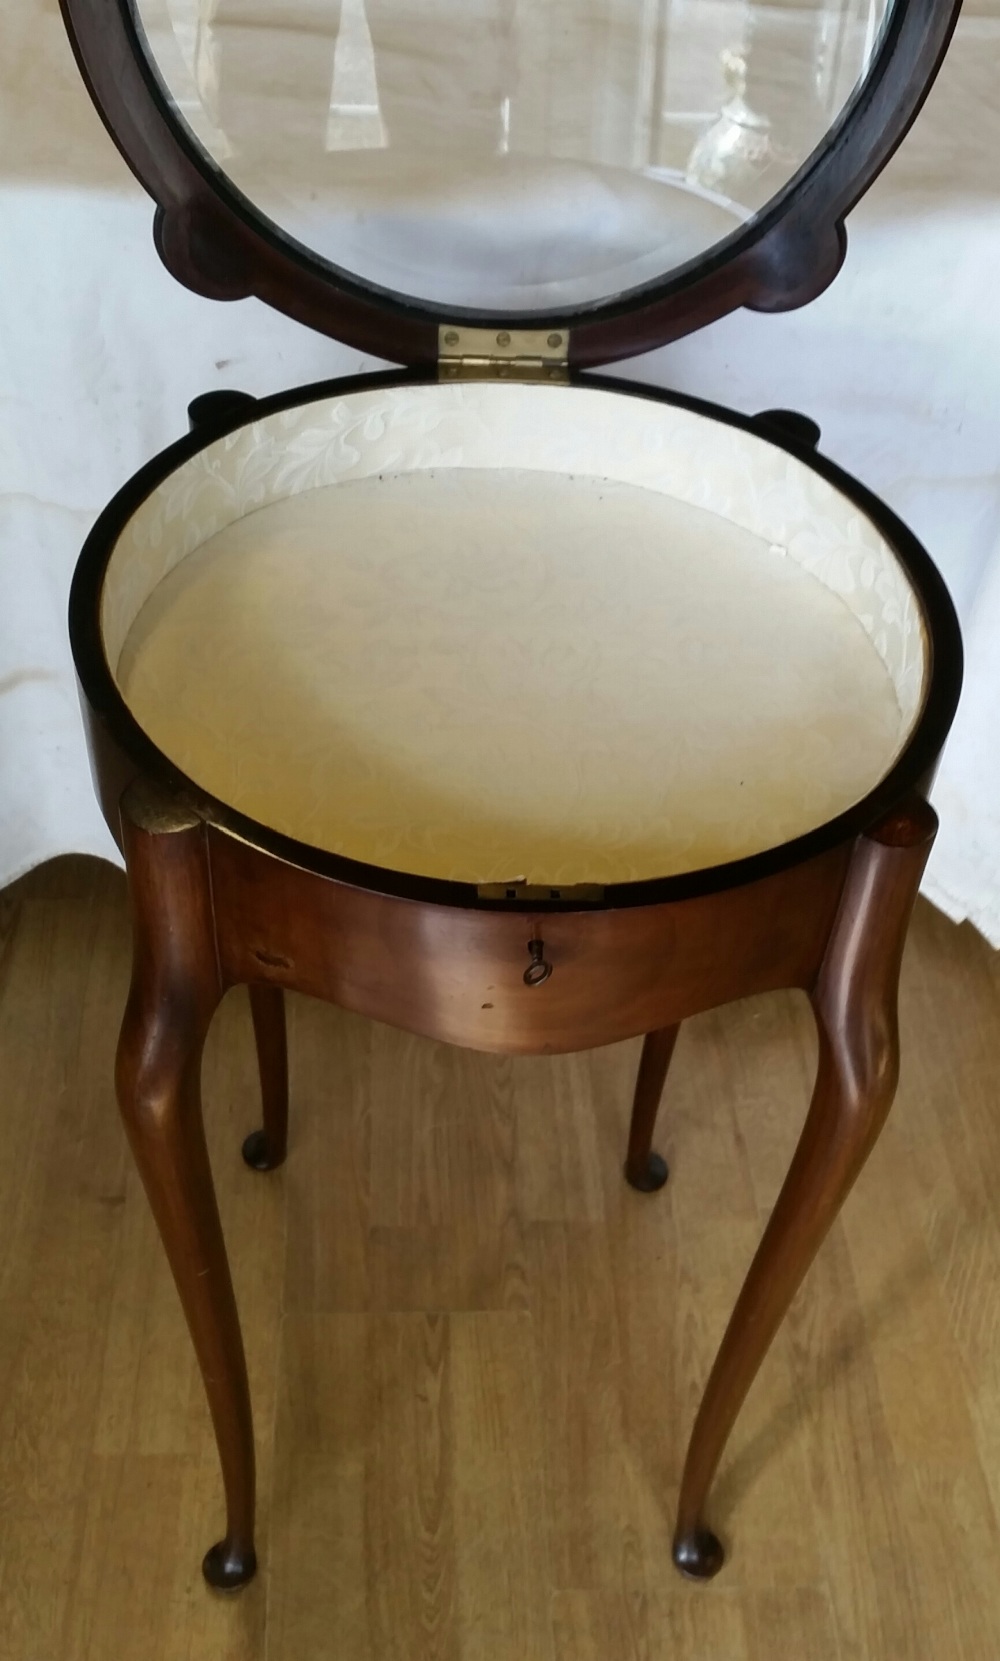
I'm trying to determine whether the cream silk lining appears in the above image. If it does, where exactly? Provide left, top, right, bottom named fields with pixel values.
left=103, top=383, right=928, bottom=885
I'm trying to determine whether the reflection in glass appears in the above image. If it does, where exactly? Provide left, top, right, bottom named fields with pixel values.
left=134, top=0, right=890, bottom=311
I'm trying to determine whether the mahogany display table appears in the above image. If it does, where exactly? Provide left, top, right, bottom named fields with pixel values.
left=59, top=0, right=963, bottom=1594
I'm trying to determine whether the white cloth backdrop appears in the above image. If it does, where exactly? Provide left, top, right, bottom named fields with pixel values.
left=2, top=2, right=998, bottom=935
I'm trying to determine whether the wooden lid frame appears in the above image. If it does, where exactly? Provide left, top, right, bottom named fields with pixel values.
left=59, top=0, right=962, bottom=367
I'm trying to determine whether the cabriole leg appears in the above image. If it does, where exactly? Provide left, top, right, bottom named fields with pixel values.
left=117, top=784, right=257, bottom=1591
left=624, top=1025, right=679, bottom=1192
left=672, top=800, right=937, bottom=1579
left=243, top=984, right=289, bottom=1172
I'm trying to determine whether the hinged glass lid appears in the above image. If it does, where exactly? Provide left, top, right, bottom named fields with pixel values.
left=60, top=0, right=962, bottom=363
left=124, top=0, right=892, bottom=309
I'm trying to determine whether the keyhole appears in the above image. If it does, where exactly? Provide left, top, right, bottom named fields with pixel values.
left=524, top=938, right=553, bottom=987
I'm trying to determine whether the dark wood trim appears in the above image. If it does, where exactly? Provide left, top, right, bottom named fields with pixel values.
left=57, top=0, right=963, bottom=366
left=69, top=368, right=963, bottom=917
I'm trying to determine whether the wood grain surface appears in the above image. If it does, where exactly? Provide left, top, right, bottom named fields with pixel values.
left=1, top=855, right=998, bottom=1659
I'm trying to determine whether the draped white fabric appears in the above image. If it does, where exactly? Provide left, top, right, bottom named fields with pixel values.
left=1, top=0, right=997, bottom=936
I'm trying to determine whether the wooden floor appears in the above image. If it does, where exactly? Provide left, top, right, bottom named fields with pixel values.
left=1, top=858, right=999, bottom=1659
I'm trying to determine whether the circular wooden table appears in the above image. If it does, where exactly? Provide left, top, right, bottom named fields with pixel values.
left=71, top=372, right=960, bottom=1587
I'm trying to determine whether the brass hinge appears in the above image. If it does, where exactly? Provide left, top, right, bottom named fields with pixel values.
left=438, top=326, right=570, bottom=383
left=477, top=880, right=605, bottom=905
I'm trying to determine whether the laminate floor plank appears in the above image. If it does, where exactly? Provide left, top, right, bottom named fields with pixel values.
left=451, top=1311, right=554, bottom=1661
left=742, top=1586, right=842, bottom=1661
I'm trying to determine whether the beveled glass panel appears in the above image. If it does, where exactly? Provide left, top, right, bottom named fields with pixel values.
left=132, top=0, right=891, bottom=312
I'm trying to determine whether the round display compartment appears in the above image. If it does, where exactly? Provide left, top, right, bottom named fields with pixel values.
left=88, top=377, right=938, bottom=900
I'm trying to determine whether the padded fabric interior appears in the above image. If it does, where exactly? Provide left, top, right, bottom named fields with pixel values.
left=104, top=382, right=928, bottom=885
